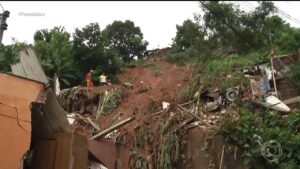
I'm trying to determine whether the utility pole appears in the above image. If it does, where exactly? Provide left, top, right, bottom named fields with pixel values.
left=269, top=30, right=278, bottom=97
left=0, top=10, right=10, bottom=44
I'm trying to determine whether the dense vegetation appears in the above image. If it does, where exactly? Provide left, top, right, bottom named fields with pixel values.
left=166, top=1, right=300, bottom=65
left=219, top=104, right=300, bottom=169
left=0, top=20, right=148, bottom=89
left=2, top=1, right=300, bottom=88
left=168, top=2, right=300, bottom=168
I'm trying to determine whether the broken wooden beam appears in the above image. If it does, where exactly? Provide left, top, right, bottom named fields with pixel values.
left=219, top=144, right=225, bottom=169
left=87, top=117, right=100, bottom=131
left=90, top=117, right=135, bottom=140
left=177, top=104, right=214, bottom=127
left=283, top=96, right=300, bottom=105
left=179, top=99, right=195, bottom=106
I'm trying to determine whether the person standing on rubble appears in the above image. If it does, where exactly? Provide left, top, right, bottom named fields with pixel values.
left=86, top=70, right=94, bottom=90
left=99, top=73, right=108, bottom=86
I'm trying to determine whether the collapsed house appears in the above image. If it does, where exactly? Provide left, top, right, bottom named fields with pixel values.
left=0, top=47, right=90, bottom=169
left=247, top=53, right=300, bottom=112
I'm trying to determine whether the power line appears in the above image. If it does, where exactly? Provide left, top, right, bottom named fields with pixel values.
left=244, top=1, right=256, bottom=11
left=240, top=2, right=254, bottom=11
left=256, top=1, right=300, bottom=25
left=199, top=1, right=265, bottom=57
left=200, top=1, right=298, bottom=88
left=275, top=6, right=300, bottom=24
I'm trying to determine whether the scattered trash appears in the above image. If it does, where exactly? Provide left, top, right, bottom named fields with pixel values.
left=225, top=87, right=239, bottom=103
left=262, top=140, right=282, bottom=163
left=123, top=82, right=134, bottom=89
left=260, top=94, right=290, bottom=112
left=205, top=101, right=219, bottom=112
left=67, top=113, right=76, bottom=125
left=162, top=101, right=170, bottom=110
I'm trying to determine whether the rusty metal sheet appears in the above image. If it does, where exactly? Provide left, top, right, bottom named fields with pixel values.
left=41, top=88, right=71, bottom=134
left=32, top=133, right=88, bottom=169
left=88, top=139, right=116, bottom=169
left=9, top=47, right=71, bottom=134
left=11, top=47, right=49, bottom=84
left=88, top=139, right=131, bottom=169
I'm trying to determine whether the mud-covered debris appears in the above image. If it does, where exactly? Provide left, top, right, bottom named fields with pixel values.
left=59, top=86, right=91, bottom=113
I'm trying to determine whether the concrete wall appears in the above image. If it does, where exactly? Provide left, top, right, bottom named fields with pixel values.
left=0, top=72, right=44, bottom=169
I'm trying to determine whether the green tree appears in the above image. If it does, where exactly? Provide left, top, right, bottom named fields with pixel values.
left=73, top=23, right=105, bottom=74
left=34, top=27, right=76, bottom=90
left=73, top=23, right=123, bottom=83
left=275, top=26, right=300, bottom=53
left=103, top=20, right=148, bottom=62
left=0, top=42, right=27, bottom=72
left=197, top=1, right=276, bottom=54
left=33, top=28, right=52, bottom=43
left=173, top=19, right=205, bottom=51
left=200, top=1, right=241, bottom=51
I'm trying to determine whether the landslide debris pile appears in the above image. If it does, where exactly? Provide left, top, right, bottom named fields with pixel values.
left=58, top=86, right=123, bottom=136
left=57, top=58, right=248, bottom=168
left=58, top=87, right=93, bottom=113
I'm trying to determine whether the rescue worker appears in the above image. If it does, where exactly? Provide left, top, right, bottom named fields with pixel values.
left=140, top=81, right=145, bottom=89
left=99, top=73, right=108, bottom=85
left=86, top=70, right=94, bottom=90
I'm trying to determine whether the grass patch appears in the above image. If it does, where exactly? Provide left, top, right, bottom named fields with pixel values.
left=193, top=53, right=263, bottom=91
left=164, top=51, right=188, bottom=66
left=143, top=63, right=157, bottom=69
left=154, top=69, right=162, bottom=77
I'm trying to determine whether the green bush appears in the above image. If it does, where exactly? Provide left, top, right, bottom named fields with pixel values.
left=218, top=104, right=300, bottom=169
left=164, top=51, right=188, bottom=65
left=154, top=69, right=162, bottom=77
left=176, top=85, right=195, bottom=104
left=289, top=62, right=300, bottom=87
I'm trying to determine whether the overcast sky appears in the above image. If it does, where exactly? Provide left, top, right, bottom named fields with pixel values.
left=1, top=1, right=300, bottom=50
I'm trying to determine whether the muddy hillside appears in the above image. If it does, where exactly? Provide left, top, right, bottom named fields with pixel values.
left=58, top=55, right=246, bottom=169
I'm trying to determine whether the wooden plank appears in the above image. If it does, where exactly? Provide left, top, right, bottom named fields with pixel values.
left=90, top=117, right=135, bottom=140
left=283, top=96, right=300, bottom=105
left=87, top=117, right=100, bottom=131
left=177, top=104, right=214, bottom=128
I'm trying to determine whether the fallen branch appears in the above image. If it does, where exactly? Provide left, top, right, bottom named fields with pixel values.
left=234, top=146, right=237, bottom=160
left=179, top=99, right=196, bottom=106
left=219, top=144, right=225, bottom=169
left=152, top=110, right=163, bottom=116
left=167, top=117, right=194, bottom=133
left=90, top=117, right=135, bottom=140
left=87, top=117, right=100, bottom=131
left=74, top=113, right=89, bottom=123
left=177, top=104, right=213, bottom=127
left=172, top=117, right=194, bottom=132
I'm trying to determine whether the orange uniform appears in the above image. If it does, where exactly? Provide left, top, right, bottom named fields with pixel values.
left=86, top=72, right=94, bottom=89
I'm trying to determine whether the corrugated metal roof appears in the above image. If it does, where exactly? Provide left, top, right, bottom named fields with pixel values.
left=42, top=88, right=71, bottom=133
left=10, top=47, right=70, bottom=134
left=11, top=47, right=49, bottom=84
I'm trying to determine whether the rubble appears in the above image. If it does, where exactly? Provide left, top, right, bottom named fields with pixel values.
left=56, top=53, right=299, bottom=169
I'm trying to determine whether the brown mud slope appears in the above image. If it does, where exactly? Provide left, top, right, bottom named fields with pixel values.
left=60, top=56, right=247, bottom=169
left=97, top=60, right=193, bottom=132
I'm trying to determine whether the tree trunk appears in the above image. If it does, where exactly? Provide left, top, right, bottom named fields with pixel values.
left=53, top=73, right=60, bottom=96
